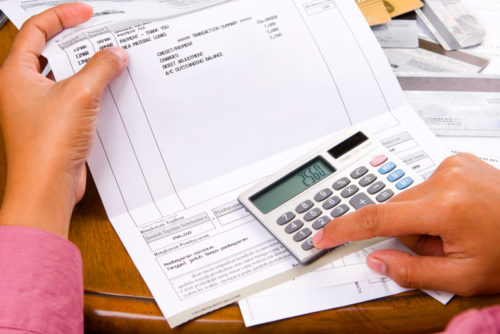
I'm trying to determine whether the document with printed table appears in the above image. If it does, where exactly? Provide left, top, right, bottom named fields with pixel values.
left=0, top=0, right=451, bottom=327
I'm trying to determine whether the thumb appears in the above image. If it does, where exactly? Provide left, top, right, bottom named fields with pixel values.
left=71, top=47, right=128, bottom=98
left=366, top=250, right=464, bottom=294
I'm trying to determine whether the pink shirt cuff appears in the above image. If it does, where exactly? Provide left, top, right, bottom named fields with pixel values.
left=0, top=226, right=83, bottom=334
left=439, top=305, right=500, bottom=334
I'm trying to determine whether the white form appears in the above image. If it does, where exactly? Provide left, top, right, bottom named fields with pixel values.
left=239, top=238, right=453, bottom=326
left=0, top=0, right=451, bottom=327
left=396, top=74, right=500, bottom=166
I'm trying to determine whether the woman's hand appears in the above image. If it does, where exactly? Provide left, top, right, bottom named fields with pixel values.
left=0, top=3, right=128, bottom=237
left=313, top=153, right=500, bottom=296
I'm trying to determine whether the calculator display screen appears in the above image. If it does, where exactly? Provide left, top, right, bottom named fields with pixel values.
left=250, top=157, right=335, bottom=214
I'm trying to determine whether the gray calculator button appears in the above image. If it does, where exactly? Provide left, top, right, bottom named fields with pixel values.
left=376, top=189, right=394, bottom=203
left=304, top=208, right=322, bottom=222
left=302, top=238, right=314, bottom=251
left=350, top=166, right=368, bottom=179
left=322, top=196, right=341, bottom=210
left=277, top=212, right=295, bottom=225
left=312, top=216, right=331, bottom=230
left=285, top=220, right=304, bottom=234
left=367, top=181, right=385, bottom=195
left=331, top=204, right=350, bottom=218
left=359, top=173, right=377, bottom=187
left=296, top=200, right=314, bottom=213
left=341, top=185, right=359, bottom=198
left=349, top=193, right=375, bottom=210
left=293, top=228, right=312, bottom=242
left=333, top=177, right=350, bottom=190
left=314, top=188, right=333, bottom=202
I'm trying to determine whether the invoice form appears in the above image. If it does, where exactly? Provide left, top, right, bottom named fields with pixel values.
left=0, top=0, right=451, bottom=326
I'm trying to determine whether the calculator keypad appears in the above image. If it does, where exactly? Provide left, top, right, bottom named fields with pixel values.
left=273, top=154, right=416, bottom=256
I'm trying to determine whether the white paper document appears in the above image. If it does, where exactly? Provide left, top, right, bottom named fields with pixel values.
left=0, top=0, right=451, bottom=327
left=239, top=238, right=453, bottom=326
left=461, top=0, right=500, bottom=74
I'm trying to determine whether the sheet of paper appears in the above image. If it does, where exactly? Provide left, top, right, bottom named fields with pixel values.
left=460, top=0, right=500, bottom=74
left=239, top=238, right=453, bottom=326
left=398, top=74, right=500, bottom=147
left=0, top=0, right=451, bottom=327
left=405, top=91, right=500, bottom=137
left=0, top=0, right=232, bottom=28
left=372, top=19, right=419, bottom=48
left=384, top=47, right=484, bottom=73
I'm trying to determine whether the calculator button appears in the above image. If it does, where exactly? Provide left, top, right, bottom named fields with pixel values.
left=304, top=208, right=322, bottom=222
left=341, top=185, right=359, bottom=198
left=314, top=189, right=333, bottom=202
left=322, top=196, right=341, bottom=210
left=376, top=189, right=394, bottom=202
left=331, top=204, right=350, bottom=218
left=359, top=173, right=377, bottom=187
left=285, top=220, right=304, bottom=234
left=277, top=212, right=295, bottom=225
left=396, top=177, right=414, bottom=190
left=350, top=166, right=368, bottom=179
left=296, top=200, right=314, bottom=213
left=370, top=155, right=388, bottom=167
left=367, top=181, right=386, bottom=194
left=293, top=228, right=312, bottom=242
left=349, top=193, right=375, bottom=210
left=333, top=177, right=350, bottom=190
left=379, top=162, right=396, bottom=174
left=387, top=169, right=405, bottom=182
left=312, top=216, right=331, bottom=230
left=301, top=238, right=315, bottom=251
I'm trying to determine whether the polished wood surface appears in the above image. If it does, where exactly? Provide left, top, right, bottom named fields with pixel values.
left=1, top=19, right=500, bottom=334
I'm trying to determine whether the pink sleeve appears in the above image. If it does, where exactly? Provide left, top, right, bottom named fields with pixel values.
left=0, top=226, right=83, bottom=334
left=440, top=306, right=500, bottom=334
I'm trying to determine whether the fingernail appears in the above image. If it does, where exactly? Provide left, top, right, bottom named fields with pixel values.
left=313, top=230, right=324, bottom=247
left=109, top=47, right=129, bottom=66
left=367, top=257, right=387, bottom=275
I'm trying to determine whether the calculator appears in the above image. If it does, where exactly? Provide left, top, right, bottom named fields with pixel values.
left=238, top=128, right=422, bottom=264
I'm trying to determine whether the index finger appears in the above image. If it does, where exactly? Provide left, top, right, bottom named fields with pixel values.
left=8, top=3, right=93, bottom=71
left=313, top=200, right=442, bottom=249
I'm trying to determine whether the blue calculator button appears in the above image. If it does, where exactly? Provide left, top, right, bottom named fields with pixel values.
left=378, top=162, right=396, bottom=175
left=396, top=177, right=414, bottom=190
left=387, top=169, right=405, bottom=182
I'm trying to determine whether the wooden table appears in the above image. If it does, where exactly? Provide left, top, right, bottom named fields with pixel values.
left=1, top=20, right=500, bottom=334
